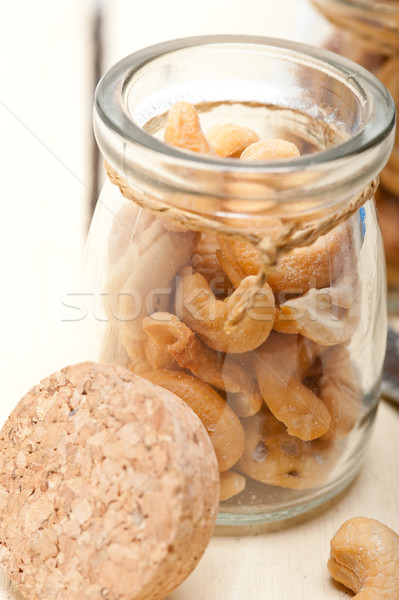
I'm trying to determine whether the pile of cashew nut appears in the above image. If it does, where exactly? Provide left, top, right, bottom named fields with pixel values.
left=102, top=102, right=363, bottom=503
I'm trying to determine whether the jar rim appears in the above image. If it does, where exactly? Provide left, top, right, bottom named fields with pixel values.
left=95, top=35, right=394, bottom=170
left=94, top=35, right=395, bottom=212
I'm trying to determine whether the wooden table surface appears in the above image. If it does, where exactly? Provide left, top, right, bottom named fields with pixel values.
left=1, top=1, right=398, bottom=598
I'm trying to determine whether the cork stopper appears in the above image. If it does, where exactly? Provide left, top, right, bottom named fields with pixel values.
left=0, top=362, right=219, bottom=600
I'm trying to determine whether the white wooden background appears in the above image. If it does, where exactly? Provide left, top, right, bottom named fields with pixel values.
left=0, top=1, right=398, bottom=599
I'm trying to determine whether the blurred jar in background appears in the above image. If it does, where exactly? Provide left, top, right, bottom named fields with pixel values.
left=307, top=0, right=399, bottom=311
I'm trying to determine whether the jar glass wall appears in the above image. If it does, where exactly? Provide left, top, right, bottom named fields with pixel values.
left=87, top=36, right=395, bottom=525
left=307, top=0, right=399, bottom=311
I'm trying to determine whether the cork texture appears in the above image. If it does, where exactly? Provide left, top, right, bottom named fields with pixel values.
left=0, top=362, right=219, bottom=600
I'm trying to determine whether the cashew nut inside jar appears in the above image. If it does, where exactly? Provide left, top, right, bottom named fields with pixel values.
left=86, top=36, right=395, bottom=526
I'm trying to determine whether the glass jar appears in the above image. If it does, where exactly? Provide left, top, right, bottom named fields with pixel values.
left=308, top=0, right=399, bottom=311
left=87, top=36, right=395, bottom=526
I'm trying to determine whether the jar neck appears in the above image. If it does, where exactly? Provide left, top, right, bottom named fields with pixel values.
left=105, top=159, right=378, bottom=235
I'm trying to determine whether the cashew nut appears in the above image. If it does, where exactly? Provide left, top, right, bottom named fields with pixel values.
left=216, top=245, right=245, bottom=289
left=191, top=233, right=232, bottom=295
left=254, top=333, right=331, bottom=441
left=164, top=101, right=212, bottom=154
left=273, top=307, right=301, bottom=334
left=107, top=203, right=155, bottom=267
left=143, top=337, right=179, bottom=371
left=206, top=123, right=260, bottom=157
left=102, top=205, right=156, bottom=368
left=175, top=266, right=275, bottom=353
left=142, top=369, right=245, bottom=472
left=100, top=322, right=131, bottom=370
left=328, top=517, right=399, bottom=599
left=236, top=409, right=337, bottom=489
left=276, top=277, right=359, bottom=346
left=220, top=471, right=246, bottom=501
left=240, top=138, right=300, bottom=161
left=218, top=224, right=348, bottom=296
left=319, top=344, right=362, bottom=442
left=260, top=331, right=323, bottom=379
left=142, top=312, right=263, bottom=417
left=105, top=219, right=196, bottom=366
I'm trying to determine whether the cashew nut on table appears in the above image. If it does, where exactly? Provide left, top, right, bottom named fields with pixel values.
left=328, top=517, right=399, bottom=599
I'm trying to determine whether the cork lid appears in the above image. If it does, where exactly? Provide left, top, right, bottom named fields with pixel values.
left=0, top=362, right=219, bottom=600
